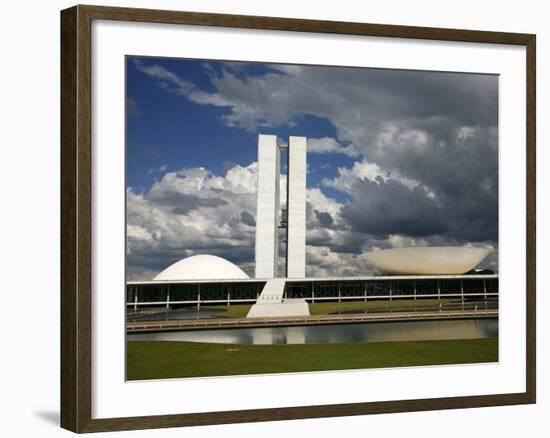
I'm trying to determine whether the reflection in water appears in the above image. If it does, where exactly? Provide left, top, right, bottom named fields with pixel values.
left=128, top=318, right=498, bottom=345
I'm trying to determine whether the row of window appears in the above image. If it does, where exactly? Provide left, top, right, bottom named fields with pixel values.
left=126, top=282, right=265, bottom=303
left=285, top=278, right=498, bottom=298
left=126, top=278, right=498, bottom=303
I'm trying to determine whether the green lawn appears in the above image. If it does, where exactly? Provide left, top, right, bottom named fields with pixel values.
left=127, top=337, right=498, bottom=380
left=204, top=299, right=455, bottom=319
left=208, top=304, right=252, bottom=318
left=308, top=299, right=455, bottom=315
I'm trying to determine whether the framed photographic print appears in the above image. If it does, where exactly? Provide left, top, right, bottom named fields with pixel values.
left=60, top=4, right=536, bottom=433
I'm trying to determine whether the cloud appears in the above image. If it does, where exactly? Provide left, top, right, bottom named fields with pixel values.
left=307, top=137, right=359, bottom=157
left=148, top=164, right=168, bottom=175
left=171, top=63, right=498, bottom=139
left=240, top=211, right=256, bottom=226
left=314, top=210, right=334, bottom=226
left=134, top=59, right=194, bottom=95
left=127, top=162, right=259, bottom=279
left=340, top=177, right=448, bottom=238
left=127, top=160, right=497, bottom=279
left=323, top=158, right=430, bottom=194
left=127, top=97, right=142, bottom=117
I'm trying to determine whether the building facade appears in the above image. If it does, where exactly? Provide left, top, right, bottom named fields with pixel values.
left=126, top=275, right=498, bottom=309
left=255, top=134, right=306, bottom=279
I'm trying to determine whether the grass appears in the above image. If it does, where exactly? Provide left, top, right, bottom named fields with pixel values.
left=308, top=299, right=455, bottom=315
left=203, top=299, right=455, bottom=319
left=208, top=304, right=253, bottom=318
left=127, top=337, right=498, bottom=380
left=309, top=299, right=453, bottom=315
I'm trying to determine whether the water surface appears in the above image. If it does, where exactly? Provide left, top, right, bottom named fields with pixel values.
left=128, top=318, right=498, bottom=345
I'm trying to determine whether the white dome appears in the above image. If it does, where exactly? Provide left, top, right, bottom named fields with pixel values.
left=364, top=246, right=490, bottom=275
left=153, top=255, right=250, bottom=281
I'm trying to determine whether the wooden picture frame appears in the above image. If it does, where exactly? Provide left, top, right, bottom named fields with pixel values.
left=60, top=4, right=536, bottom=433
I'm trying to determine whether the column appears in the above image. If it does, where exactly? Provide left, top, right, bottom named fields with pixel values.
left=286, top=136, right=307, bottom=278
left=255, top=134, right=280, bottom=278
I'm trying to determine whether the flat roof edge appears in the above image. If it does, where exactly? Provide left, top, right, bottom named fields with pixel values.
left=127, top=274, right=498, bottom=285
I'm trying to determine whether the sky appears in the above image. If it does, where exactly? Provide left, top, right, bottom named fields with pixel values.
left=126, top=56, right=499, bottom=280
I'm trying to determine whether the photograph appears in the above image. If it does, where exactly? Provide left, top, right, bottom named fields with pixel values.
left=125, top=56, right=500, bottom=381
left=53, top=2, right=537, bottom=432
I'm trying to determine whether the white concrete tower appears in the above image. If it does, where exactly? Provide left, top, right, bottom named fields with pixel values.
left=286, top=136, right=307, bottom=278
left=254, top=135, right=280, bottom=278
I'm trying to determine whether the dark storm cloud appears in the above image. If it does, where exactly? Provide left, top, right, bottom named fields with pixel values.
left=190, top=62, right=498, bottom=135
left=366, top=125, right=498, bottom=242
left=327, top=231, right=369, bottom=254
left=314, top=210, right=334, bottom=226
left=340, top=177, right=449, bottom=238
left=347, top=68, right=498, bottom=126
left=306, top=228, right=333, bottom=246
left=240, top=210, right=256, bottom=226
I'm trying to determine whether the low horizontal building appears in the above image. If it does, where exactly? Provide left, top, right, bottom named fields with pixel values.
left=126, top=274, right=498, bottom=310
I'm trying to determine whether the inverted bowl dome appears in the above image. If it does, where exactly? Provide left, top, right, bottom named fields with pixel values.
left=153, top=254, right=250, bottom=281
left=364, top=246, right=490, bottom=275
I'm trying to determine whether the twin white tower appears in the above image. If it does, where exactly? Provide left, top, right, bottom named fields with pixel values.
left=255, top=135, right=307, bottom=279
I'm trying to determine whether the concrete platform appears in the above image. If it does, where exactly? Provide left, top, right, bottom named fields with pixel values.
left=246, top=279, right=310, bottom=318
left=246, top=299, right=310, bottom=318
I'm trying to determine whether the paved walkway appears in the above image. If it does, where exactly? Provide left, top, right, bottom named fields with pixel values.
left=127, top=309, right=498, bottom=333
